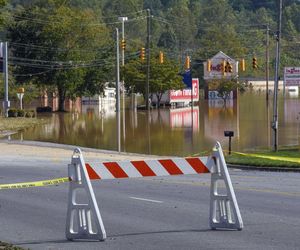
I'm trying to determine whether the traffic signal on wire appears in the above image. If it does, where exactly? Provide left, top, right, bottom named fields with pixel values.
left=221, top=60, right=226, bottom=75
left=140, top=47, right=145, bottom=61
left=227, top=61, right=233, bottom=73
left=207, top=59, right=211, bottom=72
left=121, top=39, right=126, bottom=50
left=159, top=51, right=164, bottom=64
left=252, top=57, right=258, bottom=69
left=240, top=59, right=245, bottom=71
left=185, top=56, right=190, bottom=70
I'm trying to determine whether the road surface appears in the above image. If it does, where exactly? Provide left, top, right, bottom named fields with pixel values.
left=0, top=141, right=299, bottom=250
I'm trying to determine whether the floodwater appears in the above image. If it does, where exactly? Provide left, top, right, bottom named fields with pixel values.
left=9, top=91, right=300, bottom=156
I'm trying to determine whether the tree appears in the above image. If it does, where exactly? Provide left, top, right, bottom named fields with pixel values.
left=122, top=55, right=185, bottom=107
left=7, top=1, right=112, bottom=111
left=209, top=78, right=247, bottom=106
left=0, top=0, right=7, bottom=27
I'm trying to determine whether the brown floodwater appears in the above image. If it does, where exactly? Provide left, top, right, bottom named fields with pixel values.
left=9, top=91, right=300, bottom=156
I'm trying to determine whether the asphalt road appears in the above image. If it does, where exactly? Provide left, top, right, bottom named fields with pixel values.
left=0, top=145, right=300, bottom=250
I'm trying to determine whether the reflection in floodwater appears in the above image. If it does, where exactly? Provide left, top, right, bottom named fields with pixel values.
left=9, top=92, right=300, bottom=156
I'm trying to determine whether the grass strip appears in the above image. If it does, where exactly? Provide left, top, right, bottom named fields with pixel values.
left=0, top=241, right=27, bottom=250
left=225, top=149, right=300, bottom=168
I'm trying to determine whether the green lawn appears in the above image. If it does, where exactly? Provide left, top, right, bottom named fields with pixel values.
left=225, top=148, right=300, bottom=168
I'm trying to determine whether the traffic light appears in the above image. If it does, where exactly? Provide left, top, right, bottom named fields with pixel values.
left=140, top=47, right=145, bottom=61
left=252, top=57, right=258, bottom=69
left=121, top=39, right=126, bottom=50
left=185, top=56, right=190, bottom=70
left=227, top=61, right=233, bottom=73
left=159, top=51, right=164, bottom=64
left=221, top=60, right=226, bottom=75
left=207, top=59, right=211, bottom=72
left=240, top=59, right=245, bottom=71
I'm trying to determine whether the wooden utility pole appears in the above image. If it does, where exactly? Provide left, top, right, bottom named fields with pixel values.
left=265, top=24, right=270, bottom=101
left=272, top=0, right=282, bottom=152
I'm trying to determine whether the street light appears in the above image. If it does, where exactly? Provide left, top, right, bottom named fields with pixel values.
left=118, top=16, right=128, bottom=151
left=118, top=17, right=128, bottom=67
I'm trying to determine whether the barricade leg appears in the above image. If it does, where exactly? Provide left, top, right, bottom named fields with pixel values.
left=209, top=142, right=243, bottom=230
left=66, top=148, right=106, bottom=241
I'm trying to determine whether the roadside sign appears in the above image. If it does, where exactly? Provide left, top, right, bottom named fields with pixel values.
left=284, top=67, right=300, bottom=86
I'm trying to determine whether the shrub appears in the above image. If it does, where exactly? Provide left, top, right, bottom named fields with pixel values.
left=17, top=109, right=25, bottom=117
left=24, top=109, right=36, bottom=118
left=25, top=111, right=31, bottom=118
left=8, top=108, right=18, bottom=117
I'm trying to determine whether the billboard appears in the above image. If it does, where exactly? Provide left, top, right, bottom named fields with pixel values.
left=170, top=78, right=199, bottom=102
left=284, top=67, right=300, bottom=86
left=203, top=51, right=238, bottom=80
left=151, top=78, right=199, bottom=105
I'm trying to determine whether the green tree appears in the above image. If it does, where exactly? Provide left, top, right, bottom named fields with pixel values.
left=209, top=78, right=247, bottom=106
left=7, top=2, right=112, bottom=111
left=0, top=0, right=7, bottom=28
left=122, top=56, right=185, bottom=107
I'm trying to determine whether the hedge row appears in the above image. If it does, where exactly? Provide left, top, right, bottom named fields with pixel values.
left=7, top=108, right=36, bottom=118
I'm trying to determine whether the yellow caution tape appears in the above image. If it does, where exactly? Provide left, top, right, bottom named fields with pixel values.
left=0, top=177, right=70, bottom=190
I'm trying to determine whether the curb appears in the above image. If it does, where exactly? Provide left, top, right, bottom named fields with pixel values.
left=228, top=164, right=300, bottom=173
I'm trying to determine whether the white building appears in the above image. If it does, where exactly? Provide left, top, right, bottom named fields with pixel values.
left=82, top=86, right=116, bottom=104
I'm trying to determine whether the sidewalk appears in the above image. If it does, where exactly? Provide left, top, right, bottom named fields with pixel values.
left=0, top=139, right=159, bottom=162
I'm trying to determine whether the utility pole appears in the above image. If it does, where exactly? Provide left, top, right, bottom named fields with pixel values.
left=2, top=42, right=10, bottom=118
left=272, top=0, right=282, bottom=152
left=145, top=9, right=151, bottom=110
left=265, top=24, right=270, bottom=101
left=115, top=28, right=121, bottom=153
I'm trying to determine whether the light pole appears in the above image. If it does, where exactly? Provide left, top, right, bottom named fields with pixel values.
left=118, top=17, right=128, bottom=67
left=146, top=9, right=151, bottom=110
left=118, top=16, right=128, bottom=150
left=115, top=28, right=121, bottom=153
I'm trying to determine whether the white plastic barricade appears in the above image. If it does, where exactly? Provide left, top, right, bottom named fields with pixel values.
left=66, top=142, right=243, bottom=241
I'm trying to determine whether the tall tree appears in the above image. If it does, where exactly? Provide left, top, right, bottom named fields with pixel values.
left=0, top=0, right=7, bottom=27
left=122, top=56, right=185, bottom=107
left=7, top=1, right=112, bottom=111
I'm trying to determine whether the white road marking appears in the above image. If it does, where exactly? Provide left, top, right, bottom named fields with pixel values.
left=129, top=196, right=163, bottom=203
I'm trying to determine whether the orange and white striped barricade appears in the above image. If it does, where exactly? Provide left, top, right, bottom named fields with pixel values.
left=65, top=141, right=243, bottom=241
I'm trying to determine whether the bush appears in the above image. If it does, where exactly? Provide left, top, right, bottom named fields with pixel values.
left=25, top=111, right=31, bottom=118
left=17, top=109, right=25, bottom=117
left=25, top=110, right=36, bottom=118
left=8, top=108, right=18, bottom=117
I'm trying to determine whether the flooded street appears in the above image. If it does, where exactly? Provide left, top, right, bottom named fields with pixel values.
left=10, top=91, right=300, bottom=156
